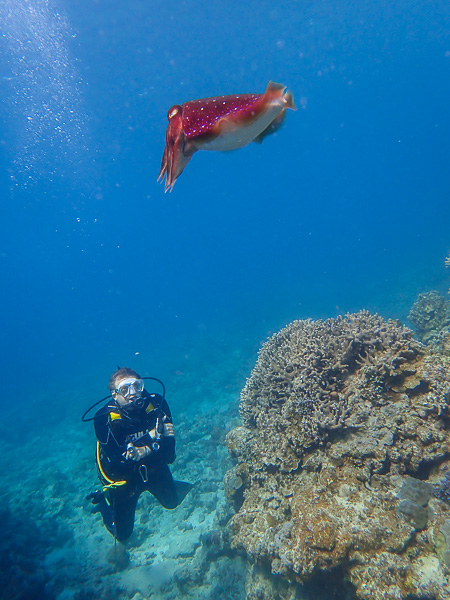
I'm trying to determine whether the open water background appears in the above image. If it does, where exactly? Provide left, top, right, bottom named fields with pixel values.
left=0, top=0, right=449, bottom=432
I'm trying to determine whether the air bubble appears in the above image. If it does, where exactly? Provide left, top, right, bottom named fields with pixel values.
left=1, top=0, right=90, bottom=187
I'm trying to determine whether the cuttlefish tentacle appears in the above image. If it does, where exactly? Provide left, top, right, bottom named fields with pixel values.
left=158, top=105, right=197, bottom=193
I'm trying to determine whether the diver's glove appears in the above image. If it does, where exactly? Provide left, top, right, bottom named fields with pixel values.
left=163, top=422, right=174, bottom=437
left=124, top=443, right=152, bottom=461
left=150, top=419, right=174, bottom=438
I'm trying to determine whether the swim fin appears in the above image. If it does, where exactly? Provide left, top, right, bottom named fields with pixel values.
left=175, top=480, right=194, bottom=504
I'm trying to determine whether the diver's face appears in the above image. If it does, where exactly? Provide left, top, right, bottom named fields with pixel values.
left=113, top=377, right=144, bottom=406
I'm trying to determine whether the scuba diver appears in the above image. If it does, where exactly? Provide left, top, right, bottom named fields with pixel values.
left=85, top=367, right=193, bottom=542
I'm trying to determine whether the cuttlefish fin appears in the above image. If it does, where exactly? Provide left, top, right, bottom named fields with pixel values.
left=253, top=112, right=286, bottom=144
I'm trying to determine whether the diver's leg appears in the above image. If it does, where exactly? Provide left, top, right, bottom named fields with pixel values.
left=110, top=485, right=140, bottom=542
left=97, top=490, right=115, bottom=536
left=147, top=464, right=193, bottom=509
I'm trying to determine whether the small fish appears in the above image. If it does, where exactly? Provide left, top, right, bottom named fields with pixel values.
left=158, top=81, right=296, bottom=192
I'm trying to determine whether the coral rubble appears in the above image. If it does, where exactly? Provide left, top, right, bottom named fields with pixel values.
left=225, top=311, right=450, bottom=600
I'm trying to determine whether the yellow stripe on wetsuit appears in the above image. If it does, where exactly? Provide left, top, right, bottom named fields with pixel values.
left=96, top=441, right=127, bottom=489
left=96, top=402, right=155, bottom=489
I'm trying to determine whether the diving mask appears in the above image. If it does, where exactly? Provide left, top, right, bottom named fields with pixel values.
left=115, top=378, right=145, bottom=400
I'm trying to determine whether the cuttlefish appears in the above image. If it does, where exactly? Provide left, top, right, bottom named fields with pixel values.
left=158, top=81, right=296, bottom=192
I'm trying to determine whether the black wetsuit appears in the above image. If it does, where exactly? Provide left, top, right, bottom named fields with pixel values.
left=93, top=391, right=191, bottom=541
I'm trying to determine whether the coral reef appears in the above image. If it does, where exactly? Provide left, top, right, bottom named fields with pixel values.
left=225, top=311, right=450, bottom=600
left=435, top=471, right=450, bottom=504
left=408, top=290, right=450, bottom=355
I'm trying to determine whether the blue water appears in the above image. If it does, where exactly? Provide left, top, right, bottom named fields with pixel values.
left=0, top=1, right=449, bottom=593
left=0, top=0, right=448, bottom=414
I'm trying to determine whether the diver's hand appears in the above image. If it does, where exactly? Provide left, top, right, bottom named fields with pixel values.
left=124, top=443, right=151, bottom=461
left=163, top=422, right=174, bottom=437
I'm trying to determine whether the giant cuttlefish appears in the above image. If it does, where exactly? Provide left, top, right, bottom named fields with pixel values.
left=158, top=81, right=296, bottom=192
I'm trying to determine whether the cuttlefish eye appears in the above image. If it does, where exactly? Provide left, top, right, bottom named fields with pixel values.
left=167, top=105, right=182, bottom=120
